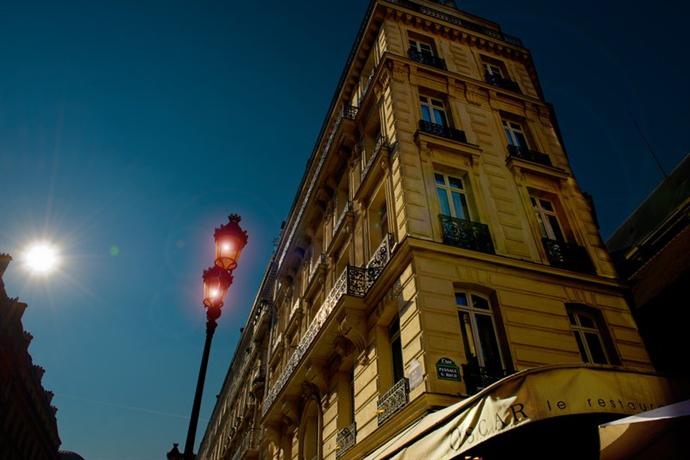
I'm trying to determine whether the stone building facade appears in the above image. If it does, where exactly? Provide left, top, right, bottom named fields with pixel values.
left=198, top=1, right=685, bottom=459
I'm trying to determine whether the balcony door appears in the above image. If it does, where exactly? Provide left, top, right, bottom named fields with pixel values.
left=502, top=119, right=529, bottom=150
left=530, top=195, right=565, bottom=242
left=435, top=172, right=471, bottom=221
left=455, top=291, right=503, bottom=374
left=419, top=95, right=448, bottom=127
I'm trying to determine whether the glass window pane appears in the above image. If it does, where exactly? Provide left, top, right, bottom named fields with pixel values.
left=458, top=311, right=476, bottom=360
left=421, top=105, right=432, bottom=122
left=471, top=295, right=490, bottom=310
left=433, top=108, right=447, bottom=126
left=535, top=213, right=548, bottom=238
left=435, top=173, right=446, bottom=185
left=585, top=332, right=608, bottom=364
left=515, top=132, right=529, bottom=149
left=451, top=191, right=468, bottom=220
left=437, top=188, right=451, bottom=216
left=540, top=199, right=553, bottom=211
left=578, top=313, right=596, bottom=329
left=476, top=314, right=502, bottom=371
left=504, top=127, right=515, bottom=145
left=548, top=215, right=565, bottom=242
left=455, top=292, right=468, bottom=306
left=391, top=336, right=404, bottom=382
left=573, top=332, right=588, bottom=362
left=448, top=176, right=463, bottom=189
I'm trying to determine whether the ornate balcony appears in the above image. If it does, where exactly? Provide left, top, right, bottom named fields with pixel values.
left=366, top=233, right=395, bottom=289
left=341, top=104, right=358, bottom=120
left=542, top=238, right=595, bottom=274
left=408, top=48, right=447, bottom=70
left=507, top=144, right=552, bottom=167
left=377, top=378, right=409, bottom=425
left=419, top=120, right=468, bottom=144
left=439, top=214, right=495, bottom=254
left=484, top=71, right=521, bottom=93
left=461, top=362, right=512, bottom=395
left=336, top=423, right=357, bottom=458
left=262, top=266, right=368, bottom=417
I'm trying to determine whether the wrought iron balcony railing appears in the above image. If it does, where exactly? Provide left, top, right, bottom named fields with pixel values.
left=507, top=144, right=552, bottom=167
left=462, top=363, right=512, bottom=395
left=377, top=378, right=409, bottom=425
left=262, top=266, right=368, bottom=416
left=366, top=233, right=394, bottom=289
left=542, top=238, right=595, bottom=274
left=484, top=71, right=521, bottom=93
left=419, top=120, right=468, bottom=144
left=408, top=48, right=447, bottom=70
left=336, top=422, right=357, bottom=458
left=439, top=214, right=495, bottom=254
left=341, top=104, right=359, bottom=120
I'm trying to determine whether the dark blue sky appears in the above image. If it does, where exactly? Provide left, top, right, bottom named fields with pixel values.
left=0, top=1, right=687, bottom=458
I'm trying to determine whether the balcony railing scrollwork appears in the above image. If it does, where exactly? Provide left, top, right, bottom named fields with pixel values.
left=408, top=48, right=447, bottom=70
left=419, top=120, right=468, bottom=144
left=439, top=214, right=495, bottom=254
left=542, top=238, right=595, bottom=274
left=262, top=266, right=368, bottom=416
left=341, top=104, right=359, bottom=120
left=507, top=144, right=552, bottom=167
left=336, top=422, right=357, bottom=458
left=377, top=378, right=409, bottom=425
left=366, top=233, right=395, bottom=289
left=230, top=427, right=262, bottom=460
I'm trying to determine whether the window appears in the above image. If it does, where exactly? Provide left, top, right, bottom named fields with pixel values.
left=455, top=291, right=504, bottom=373
left=567, top=305, right=619, bottom=365
left=530, top=195, right=565, bottom=241
left=388, top=315, right=405, bottom=384
left=435, top=172, right=471, bottom=220
left=483, top=61, right=504, bottom=78
left=502, top=119, right=529, bottom=150
left=419, top=95, right=448, bottom=126
left=409, top=37, right=435, bottom=56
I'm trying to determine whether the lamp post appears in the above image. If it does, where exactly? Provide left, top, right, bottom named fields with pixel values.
left=168, top=215, right=248, bottom=460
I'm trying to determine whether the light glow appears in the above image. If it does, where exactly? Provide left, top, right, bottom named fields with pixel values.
left=221, top=242, right=232, bottom=252
left=209, top=288, right=220, bottom=298
left=22, top=242, right=60, bottom=275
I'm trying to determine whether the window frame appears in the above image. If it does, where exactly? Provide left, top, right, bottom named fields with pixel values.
left=566, top=304, right=620, bottom=365
left=408, top=36, right=436, bottom=56
left=455, top=290, right=505, bottom=371
left=502, top=119, right=529, bottom=150
left=530, top=194, right=566, bottom=242
left=435, top=171, right=472, bottom=221
left=419, top=94, right=449, bottom=127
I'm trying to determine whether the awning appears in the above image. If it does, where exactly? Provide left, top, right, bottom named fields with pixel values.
left=364, top=364, right=688, bottom=460
left=599, top=399, right=690, bottom=460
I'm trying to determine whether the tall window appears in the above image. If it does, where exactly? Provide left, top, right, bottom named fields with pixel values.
left=409, top=37, right=435, bottom=56
left=567, top=305, right=618, bottom=365
left=530, top=195, right=565, bottom=241
left=419, top=95, right=448, bottom=126
left=388, top=315, right=405, bottom=384
left=455, top=291, right=503, bottom=373
left=436, top=172, right=471, bottom=220
left=502, top=119, right=529, bottom=150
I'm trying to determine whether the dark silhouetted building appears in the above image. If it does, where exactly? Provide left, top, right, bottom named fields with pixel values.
left=0, top=254, right=61, bottom=459
left=607, top=153, right=690, bottom=375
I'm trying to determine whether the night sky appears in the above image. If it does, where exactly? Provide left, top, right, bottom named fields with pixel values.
left=0, top=1, right=688, bottom=459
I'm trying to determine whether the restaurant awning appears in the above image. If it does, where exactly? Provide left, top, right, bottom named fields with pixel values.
left=364, top=364, right=688, bottom=460
left=599, top=399, right=690, bottom=460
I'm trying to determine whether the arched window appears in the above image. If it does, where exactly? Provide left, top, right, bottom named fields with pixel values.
left=299, top=399, right=321, bottom=460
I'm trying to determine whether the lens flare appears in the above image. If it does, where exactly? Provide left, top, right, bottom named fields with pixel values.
left=22, top=242, right=60, bottom=275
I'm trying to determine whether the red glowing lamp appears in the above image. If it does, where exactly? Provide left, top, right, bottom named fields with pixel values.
left=202, top=265, right=233, bottom=310
left=214, top=214, right=248, bottom=271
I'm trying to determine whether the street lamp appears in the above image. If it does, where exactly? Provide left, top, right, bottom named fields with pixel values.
left=168, top=215, right=248, bottom=460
